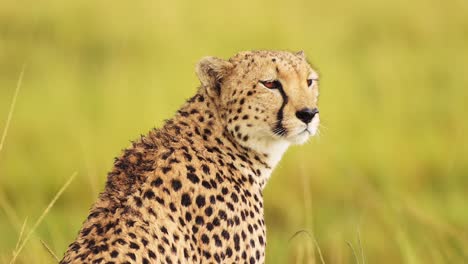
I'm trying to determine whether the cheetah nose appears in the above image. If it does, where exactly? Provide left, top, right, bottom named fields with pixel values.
left=295, top=108, right=319, bottom=124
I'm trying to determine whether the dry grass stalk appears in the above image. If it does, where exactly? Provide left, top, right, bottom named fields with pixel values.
left=9, top=172, right=77, bottom=264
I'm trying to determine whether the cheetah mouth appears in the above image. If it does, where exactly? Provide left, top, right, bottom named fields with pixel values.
left=290, top=127, right=310, bottom=137
left=289, top=123, right=318, bottom=141
left=297, top=128, right=311, bottom=136
left=283, top=127, right=312, bottom=145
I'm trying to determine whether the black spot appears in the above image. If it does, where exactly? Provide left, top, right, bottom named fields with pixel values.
left=156, top=196, right=165, bottom=205
left=169, top=202, right=177, bottom=212
left=218, top=210, right=227, bottom=220
left=171, top=179, right=182, bottom=191
left=214, top=237, right=222, bottom=247
left=221, top=187, right=229, bottom=195
left=110, top=250, right=119, bottom=258
left=195, top=215, right=205, bottom=225
left=201, top=234, right=210, bottom=244
left=186, top=165, right=196, bottom=172
left=221, top=230, right=230, bottom=240
left=143, top=190, right=155, bottom=199
left=203, top=250, right=212, bottom=259
left=185, top=212, right=192, bottom=221
left=129, top=242, right=140, bottom=250
left=126, top=253, right=136, bottom=261
left=158, top=245, right=165, bottom=254
left=231, top=193, right=239, bottom=202
left=207, top=222, right=214, bottom=231
left=169, top=158, right=179, bottom=164
left=234, top=234, right=240, bottom=250
left=187, top=173, right=200, bottom=184
left=148, top=249, right=156, bottom=259
left=216, top=195, right=225, bottom=202
left=134, top=196, right=142, bottom=207
left=210, top=179, right=218, bottom=188
left=205, top=206, right=213, bottom=216
left=226, top=247, right=233, bottom=257
left=214, top=253, right=221, bottom=262
left=259, top=236, right=264, bottom=245
left=181, top=193, right=191, bottom=207
left=201, top=180, right=212, bottom=189
left=196, top=195, right=206, bottom=208
left=201, top=164, right=210, bottom=174
left=203, top=128, right=212, bottom=136
left=162, top=166, right=172, bottom=174
left=179, top=111, right=189, bottom=117
left=151, top=177, right=163, bottom=187
left=183, top=152, right=192, bottom=161
left=161, top=150, right=174, bottom=160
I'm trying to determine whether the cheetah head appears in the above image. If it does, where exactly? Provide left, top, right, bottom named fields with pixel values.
left=196, top=50, right=320, bottom=151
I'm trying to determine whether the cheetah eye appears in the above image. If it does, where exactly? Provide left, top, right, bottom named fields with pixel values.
left=260, top=80, right=282, bottom=89
left=307, top=79, right=314, bottom=87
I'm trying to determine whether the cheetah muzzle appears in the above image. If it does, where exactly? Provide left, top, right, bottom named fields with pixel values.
left=60, top=50, right=320, bottom=264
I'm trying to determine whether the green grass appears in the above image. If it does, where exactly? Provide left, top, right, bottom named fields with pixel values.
left=1, top=0, right=468, bottom=263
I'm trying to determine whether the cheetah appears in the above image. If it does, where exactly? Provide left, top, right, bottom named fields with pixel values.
left=60, top=50, right=320, bottom=264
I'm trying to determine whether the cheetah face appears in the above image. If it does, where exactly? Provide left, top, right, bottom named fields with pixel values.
left=196, top=50, right=320, bottom=148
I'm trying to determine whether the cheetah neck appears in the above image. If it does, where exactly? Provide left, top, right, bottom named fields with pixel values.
left=246, top=138, right=290, bottom=170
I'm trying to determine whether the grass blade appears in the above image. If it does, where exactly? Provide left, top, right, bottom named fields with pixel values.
left=347, top=241, right=360, bottom=264
left=0, top=65, right=25, bottom=155
left=289, top=230, right=326, bottom=264
left=13, top=217, right=28, bottom=253
left=357, top=228, right=366, bottom=264
left=40, top=239, right=59, bottom=262
left=9, top=171, right=77, bottom=264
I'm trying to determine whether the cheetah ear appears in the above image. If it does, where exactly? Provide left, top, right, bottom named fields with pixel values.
left=196, top=56, right=233, bottom=97
left=295, top=50, right=306, bottom=59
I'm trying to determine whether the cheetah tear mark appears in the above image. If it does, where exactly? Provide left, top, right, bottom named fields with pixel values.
left=274, top=84, right=289, bottom=136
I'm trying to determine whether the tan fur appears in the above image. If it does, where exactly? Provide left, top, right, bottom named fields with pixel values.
left=60, top=50, right=320, bottom=264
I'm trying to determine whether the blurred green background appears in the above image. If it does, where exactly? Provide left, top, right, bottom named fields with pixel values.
left=1, top=0, right=467, bottom=263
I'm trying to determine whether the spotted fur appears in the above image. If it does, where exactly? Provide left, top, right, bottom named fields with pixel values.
left=60, top=50, right=320, bottom=264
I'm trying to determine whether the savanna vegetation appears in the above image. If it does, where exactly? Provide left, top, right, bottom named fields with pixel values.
left=1, top=0, right=467, bottom=263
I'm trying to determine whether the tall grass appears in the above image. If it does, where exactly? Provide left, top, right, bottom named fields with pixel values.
left=1, top=0, right=467, bottom=263
left=9, top=172, right=76, bottom=263
left=0, top=65, right=24, bottom=155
